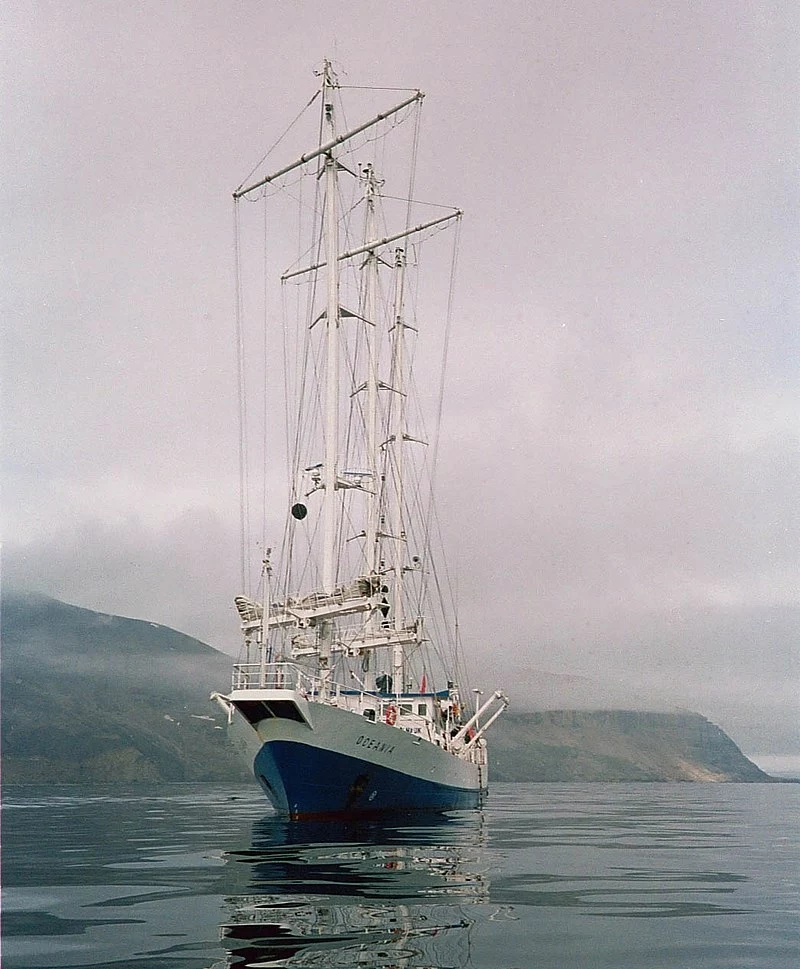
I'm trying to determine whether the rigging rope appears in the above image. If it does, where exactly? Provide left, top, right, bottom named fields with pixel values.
left=233, top=200, right=251, bottom=594
left=420, top=217, right=463, bottom=665
left=405, top=97, right=423, bottom=234
left=235, top=89, right=321, bottom=196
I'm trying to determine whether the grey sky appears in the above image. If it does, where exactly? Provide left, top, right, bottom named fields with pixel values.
left=2, top=1, right=798, bottom=764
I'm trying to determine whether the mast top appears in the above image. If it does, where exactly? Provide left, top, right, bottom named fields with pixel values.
left=319, top=58, right=339, bottom=91
left=233, top=77, right=424, bottom=200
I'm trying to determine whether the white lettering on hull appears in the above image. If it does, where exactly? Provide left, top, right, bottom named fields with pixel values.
left=355, top=735, right=396, bottom=755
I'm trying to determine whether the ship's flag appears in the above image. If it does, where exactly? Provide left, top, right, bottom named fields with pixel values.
left=420, top=673, right=427, bottom=693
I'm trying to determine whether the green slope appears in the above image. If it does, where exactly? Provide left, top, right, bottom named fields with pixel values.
left=489, top=709, right=770, bottom=782
left=1, top=592, right=249, bottom=783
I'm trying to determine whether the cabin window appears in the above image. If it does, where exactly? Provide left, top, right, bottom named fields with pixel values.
left=417, top=703, right=427, bottom=717
left=399, top=703, right=413, bottom=715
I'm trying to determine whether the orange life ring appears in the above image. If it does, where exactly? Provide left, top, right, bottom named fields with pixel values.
left=385, top=705, right=398, bottom=726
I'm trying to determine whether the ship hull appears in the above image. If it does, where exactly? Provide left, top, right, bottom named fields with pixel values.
left=230, top=695, right=485, bottom=820
left=254, top=739, right=482, bottom=819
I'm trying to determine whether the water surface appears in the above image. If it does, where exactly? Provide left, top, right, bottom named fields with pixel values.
left=2, top=782, right=798, bottom=967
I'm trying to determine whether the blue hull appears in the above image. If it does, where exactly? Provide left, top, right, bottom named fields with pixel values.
left=253, top=740, right=482, bottom=819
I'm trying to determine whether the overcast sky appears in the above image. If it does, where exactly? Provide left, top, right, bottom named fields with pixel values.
left=2, top=1, right=798, bottom=765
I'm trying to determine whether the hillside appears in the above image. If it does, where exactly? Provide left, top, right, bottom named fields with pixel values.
left=489, top=709, right=769, bottom=782
left=1, top=593, right=771, bottom=784
left=1, top=592, right=249, bottom=783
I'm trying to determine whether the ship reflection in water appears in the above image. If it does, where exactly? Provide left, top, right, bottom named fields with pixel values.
left=219, top=811, right=488, bottom=968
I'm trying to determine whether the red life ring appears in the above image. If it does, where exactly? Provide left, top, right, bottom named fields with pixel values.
left=385, top=705, right=398, bottom=725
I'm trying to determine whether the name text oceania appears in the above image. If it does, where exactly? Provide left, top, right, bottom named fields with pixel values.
left=355, top=735, right=396, bottom=754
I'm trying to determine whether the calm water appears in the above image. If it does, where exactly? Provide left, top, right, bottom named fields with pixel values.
left=2, top=782, right=798, bottom=968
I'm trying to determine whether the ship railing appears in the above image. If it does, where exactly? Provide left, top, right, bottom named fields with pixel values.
left=452, top=739, right=488, bottom=766
left=231, top=661, right=325, bottom=697
left=231, top=663, right=454, bottom=741
left=232, top=661, right=378, bottom=704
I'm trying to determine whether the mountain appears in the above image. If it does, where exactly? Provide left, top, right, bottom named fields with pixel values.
left=1, top=591, right=249, bottom=783
left=1, top=593, right=771, bottom=784
left=489, top=709, right=770, bottom=782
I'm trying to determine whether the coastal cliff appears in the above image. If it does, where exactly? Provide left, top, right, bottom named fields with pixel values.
left=489, top=709, right=769, bottom=782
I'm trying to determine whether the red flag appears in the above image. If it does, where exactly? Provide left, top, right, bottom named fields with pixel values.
left=420, top=673, right=427, bottom=693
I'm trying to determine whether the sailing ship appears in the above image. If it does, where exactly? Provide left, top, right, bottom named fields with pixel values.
left=213, top=62, right=507, bottom=819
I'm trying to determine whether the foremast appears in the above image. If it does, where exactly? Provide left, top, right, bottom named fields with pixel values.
left=321, top=61, right=340, bottom=597
left=319, top=61, right=340, bottom=696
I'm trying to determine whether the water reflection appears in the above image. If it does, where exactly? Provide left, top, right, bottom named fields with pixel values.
left=219, top=812, right=487, bottom=968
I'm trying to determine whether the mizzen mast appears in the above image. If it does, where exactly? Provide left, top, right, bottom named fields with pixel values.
left=362, top=163, right=381, bottom=579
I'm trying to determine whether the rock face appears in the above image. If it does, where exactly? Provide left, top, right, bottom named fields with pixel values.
left=2, top=592, right=771, bottom=785
left=1, top=591, right=249, bottom=783
left=489, top=709, right=770, bottom=782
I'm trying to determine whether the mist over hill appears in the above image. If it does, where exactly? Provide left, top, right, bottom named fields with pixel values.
left=1, top=593, right=773, bottom=784
left=479, top=667, right=672, bottom=712
left=1, top=591, right=248, bottom=783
